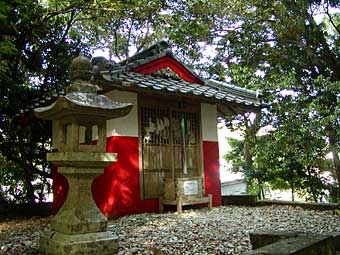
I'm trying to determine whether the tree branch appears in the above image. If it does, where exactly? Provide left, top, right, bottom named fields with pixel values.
left=326, top=7, right=340, bottom=35
left=114, top=22, right=122, bottom=61
left=136, top=22, right=150, bottom=53
left=125, top=16, right=134, bottom=58
left=57, top=9, right=79, bottom=46
left=44, top=2, right=84, bottom=21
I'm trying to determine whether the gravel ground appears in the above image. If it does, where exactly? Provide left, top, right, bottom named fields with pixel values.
left=0, top=205, right=339, bottom=255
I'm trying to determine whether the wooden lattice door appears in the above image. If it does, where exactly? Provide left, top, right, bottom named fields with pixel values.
left=141, top=107, right=171, bottom=198
left=171, top=110, right=200, bottom=178
left=141, top=105, right=201, bottom=199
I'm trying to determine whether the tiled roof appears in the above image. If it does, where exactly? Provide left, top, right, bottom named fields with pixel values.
left=99, top=71, right=262, bottom=108
left=18, top=41, right=264, bottom=117
left=120, top=41, right=170, bottom=68
left=118, top=41, right=204, bottom=83
left=92, top=41, right=263, bottom=112
left=16, top=92, right=65, bottom=117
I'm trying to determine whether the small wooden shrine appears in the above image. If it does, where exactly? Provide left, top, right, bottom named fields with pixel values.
left=29, top=41, right=263, bottom=217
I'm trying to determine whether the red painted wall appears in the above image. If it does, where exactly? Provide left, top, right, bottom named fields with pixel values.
left=52, top=136, right=158, bottom=217
left=92, top=136, right=158, bottom=218
left=52, top=137, right=221, bottom=217
left=203, top=141, right=222, bottom=206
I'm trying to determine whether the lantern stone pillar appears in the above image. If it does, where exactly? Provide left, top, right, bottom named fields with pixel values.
left=34, top=56, right=132, bottom=255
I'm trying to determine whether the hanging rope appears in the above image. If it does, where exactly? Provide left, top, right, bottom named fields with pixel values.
left=179, top=101, right=188, bottom=175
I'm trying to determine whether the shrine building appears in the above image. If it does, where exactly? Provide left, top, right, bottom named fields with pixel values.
left=33, top=41, right=263, bottom=217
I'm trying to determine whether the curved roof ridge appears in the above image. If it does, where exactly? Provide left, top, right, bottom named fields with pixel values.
left=206, top=79, right=262, bottom=98
left=119, top=40, right=170, bottom=66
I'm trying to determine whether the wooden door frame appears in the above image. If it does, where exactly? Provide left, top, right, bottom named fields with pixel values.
left=138, top=94, right=202, bottom=200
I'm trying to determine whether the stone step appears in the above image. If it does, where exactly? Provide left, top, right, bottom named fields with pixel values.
left=247, top=232, right=340, bottom=255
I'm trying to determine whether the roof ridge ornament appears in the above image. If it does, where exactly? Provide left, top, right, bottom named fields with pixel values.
left=120, top=40, right=171, bottom=66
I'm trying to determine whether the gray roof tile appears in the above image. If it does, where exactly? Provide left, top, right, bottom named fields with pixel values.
left=115, top=72, right=263, bottom=108
left=88, top=41, right=263, bottom=111
left=21, top=42, right=263, bottom=118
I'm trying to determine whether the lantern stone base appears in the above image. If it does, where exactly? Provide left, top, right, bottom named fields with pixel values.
left=40, top=230, right=118, bottom=255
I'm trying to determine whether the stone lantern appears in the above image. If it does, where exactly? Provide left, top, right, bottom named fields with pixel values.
left=34, top=56, right=132, bottom=255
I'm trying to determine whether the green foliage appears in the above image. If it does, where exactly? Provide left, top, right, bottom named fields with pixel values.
left=69, top=0, right=169, bottom=60
left=224, top=124, right=332, bottom=202
left=0, top=0, right=86, bottom=203
left=212, top=0, right=340, bottom=202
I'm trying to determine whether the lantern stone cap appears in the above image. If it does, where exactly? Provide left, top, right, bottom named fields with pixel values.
left=34, top=54, right=133, bottom=120
left=34, top=92, right=132, bottom=120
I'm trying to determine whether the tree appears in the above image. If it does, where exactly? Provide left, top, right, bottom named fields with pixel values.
left=225, top=113, right=331, bottom=202
left=216, top=0, right=340, bottom=187
left=224, top=135, right=270, bottom=199
left=0, top=0, right=87, bottom=203
left=76, top=0, right=169, bottom=60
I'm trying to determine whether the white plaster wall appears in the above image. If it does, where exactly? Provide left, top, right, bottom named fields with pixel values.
left=201, top=103, right=218, bottom=142
left=105, top=90, right=138, bottom=137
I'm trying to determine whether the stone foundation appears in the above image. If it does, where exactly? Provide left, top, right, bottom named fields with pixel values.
left=221, top=195, right=257, bottom=206
left=248, top=231, right=340, bottom=255
left=40, top=230, right=118, bottom=255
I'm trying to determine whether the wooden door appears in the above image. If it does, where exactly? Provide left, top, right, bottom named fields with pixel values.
left=141, top=107, right=171, bottom=198
left=140, top=105, right=201, bottom=199
left=171, top=110, right=200, bottom=178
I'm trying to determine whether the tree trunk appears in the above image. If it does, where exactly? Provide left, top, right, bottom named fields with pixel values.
left=327, top=126, right=340, bottom=185
left=261, top=186, right=265, bottom=200
left=0, top=186, right=6, bottom=203
left=244, top=112, right=261, bottom=189
left=244, top=138, right=253, bottom=168
left=24, top=173, right=35, bottom=203
left=23, top=164, right=36, bottom=204
left=306, top=166, right=317, bottom=202
left=257, top=179, right=262, bottom=200
left=291, top=181, right=295, bottom=202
